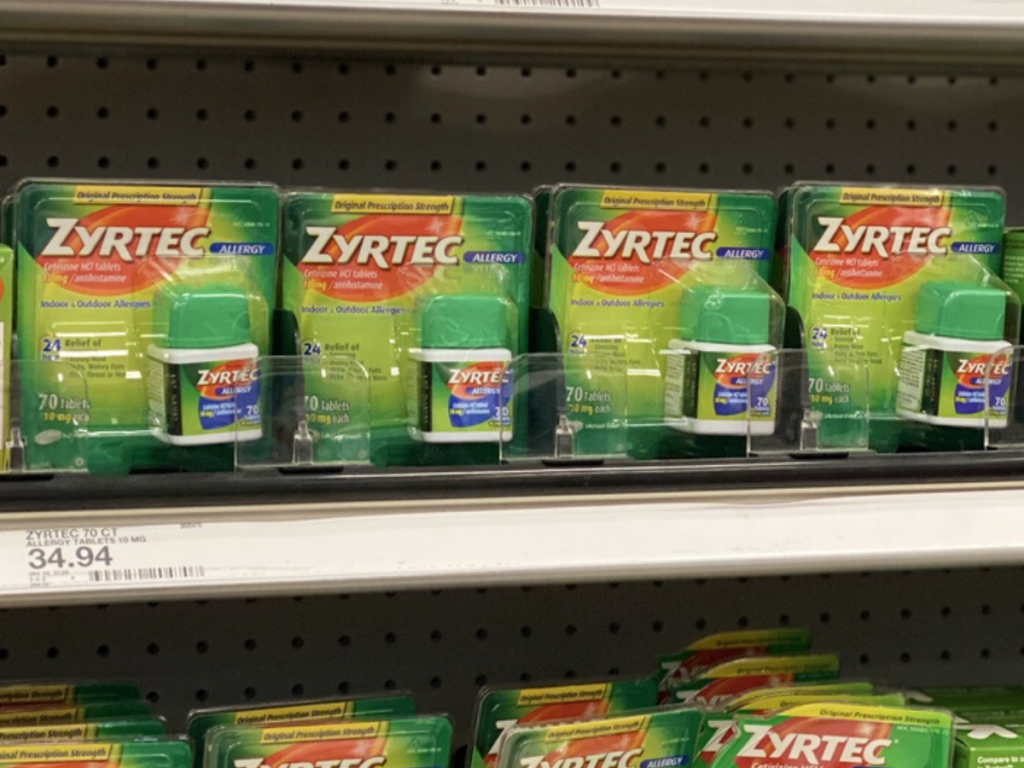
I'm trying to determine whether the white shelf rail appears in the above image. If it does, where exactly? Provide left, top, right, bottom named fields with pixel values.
left=1, top=483, right=1023, bottom=606
left=3, top=0, right=1024, bottom=65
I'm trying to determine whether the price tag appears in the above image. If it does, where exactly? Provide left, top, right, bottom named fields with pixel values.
left=0, top=515, right=370, bottom=600
left=0, top=524, right=211, bottom=591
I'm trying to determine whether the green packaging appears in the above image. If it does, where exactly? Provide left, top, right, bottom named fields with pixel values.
left=669, top=655, right=841, bottom=706
left=0, top=702, right=152, bottom=727
left=905, top=688, right=1024, bottom=712
left=0, top=718, right=166, bottom=743
left=1002, top=229, right=1024, bottom=316
left=709, top=704, right=952, bottom=768
left=0, top=740, right=190, bottom=768
left=187, top=694, right=416, bottom=768
left=783, top=183, right=1011, bottom=451
left=956, top=723, right=1024, bottom=768
left=206, top=716, right=451, bottom=768
left=14, top=180, right=279, bottom=473
left=281, top=191, right=532, bottom=466
left=724, top=683, right=877, bottom=712
left=0, top=683, right=140, bottom=710
left=0, top=245, right=11, bottom=472
left=734, top=693, right=904, bottom=712
left=471, top=679, right=658, bottom=768
left=695, top=691, right=901, bottom=768
left=495, top=706, right=703, bottom=768
left=546, top=185, right=777, bottom=457
left=531, top=186, right=553, bottom=309
left=1, top=196, right=13, bottom=248
left=657, top=628, right=812, bottom=702
left=955, top=712, right=1024, bottom=727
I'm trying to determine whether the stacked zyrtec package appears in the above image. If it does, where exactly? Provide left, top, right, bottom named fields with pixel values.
left=0, top=680, right=181, bottom=768
left=479, top=628, right=960, bottom=768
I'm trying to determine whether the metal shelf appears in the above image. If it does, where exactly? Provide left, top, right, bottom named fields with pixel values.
left=2, top=0, right=1024, bottom=67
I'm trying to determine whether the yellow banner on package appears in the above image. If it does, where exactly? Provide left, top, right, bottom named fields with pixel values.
left=600, top=190, right=712, bottom=212
left=260, top=721, right=386, bottom=745
left=331, top=194, right=454, bottom=216
left=688, top=628, right=808, bottom=650
left=0, top=725, right=91, bottom=743
left=544, top=715, right=648, bottom=742
left=0, top=710, right=78, bottom=728
left=518, top=684, right=609, bottom=707
left=72, top=185, right=202, bottom=206
left=0, top=744, right=114, bottom=763
left=235, top=701, right=354, bottom=724
left=0, top=686, right=69, bottom=706
left=838, top=187, right=947, bottom=208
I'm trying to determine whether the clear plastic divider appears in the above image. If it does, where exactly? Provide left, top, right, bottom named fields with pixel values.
left=5, top=359, right=90, bottom=473
left=746, top=347, right=872, bottom=456
left=234, top=355, right=371, bottom=469
left=984, top=343, right=1021, bottom=450
left=499, top=352, right=629, bottom=462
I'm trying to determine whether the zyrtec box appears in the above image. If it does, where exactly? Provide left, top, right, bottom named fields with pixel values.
left=956, top=723, right=1024, bottom=768
left=282, top=191, right=531, bottom=466
left=14, top=180, right=279, bottom=473
left=470, top=678, right=657, bottom=768
left=710, top=704, right=952, bottom=768
left=784, top=183, right=1007, bottom=451
left=206, top=717, right=452, bottom=768
left=547, top=186, right=776, bottom=457
left=657, top=628, right=811, bottom=702
left=495, top=707, right=703, bottom=768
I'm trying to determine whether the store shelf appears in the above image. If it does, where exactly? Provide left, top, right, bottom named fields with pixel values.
left=2, top=465, right=1024, bottom=606
left=3, top=0, right=1024, bottom=67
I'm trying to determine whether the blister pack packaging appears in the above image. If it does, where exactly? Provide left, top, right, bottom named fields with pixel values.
left=187, top=694, right=416, bottom=768
left=470, top=679, right=658, bottom=768
left=656, top=629, right=812, bottom=703
left=494, top=706, right=703, bottom=768
left=0, top=740, right=191, bottom=768
left=782, top=183, right=1015, bottom=452
left=668, top=655, right=841, bottom=707
left=204, top=717, right=451, bottom=768
left=278, top=191, right=532, bottom=468
left=12, top=179, right=279, bottom=473
left=709, top=704, right=953, bottom=768
left=545, top=185, right=782, bottom=460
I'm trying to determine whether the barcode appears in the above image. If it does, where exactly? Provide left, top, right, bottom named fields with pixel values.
left=495, top=0, right=598, bottom=7
left=88, top=566, right=206, bottom=582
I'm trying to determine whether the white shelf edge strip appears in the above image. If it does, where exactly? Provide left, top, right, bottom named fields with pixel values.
left=4, top=0, right=1024, bottom=61
left=16, top=0, right=1024, bottom=26
left=0, top=486, right=1021, bottom=605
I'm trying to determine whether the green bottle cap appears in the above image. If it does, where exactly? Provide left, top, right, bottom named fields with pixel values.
left=915, top=282, right=1006, bottom=341
left=679, top=286, right=770, bottom=344
left=153, top=283, right=252, bottom=349
left=421, top=294, right=511, bottom=349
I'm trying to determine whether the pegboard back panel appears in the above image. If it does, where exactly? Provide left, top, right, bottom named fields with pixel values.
left=2, top=568, right=1023, bottom=741
left=0, top=52, right=1020, bottom=217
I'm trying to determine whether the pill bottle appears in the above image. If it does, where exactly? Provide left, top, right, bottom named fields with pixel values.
left=664, top=286, right=777, bottom=436
left=896, top=282, right=1012, bottom=428
left=410, top=294, right=513, bottom=443
left=147, top=284, right=261, bottom=446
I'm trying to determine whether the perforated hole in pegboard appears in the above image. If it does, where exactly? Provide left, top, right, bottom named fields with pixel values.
left=3, top=568, right=1024, bottom=743
left=0, top=53, right=1021, bottom=217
